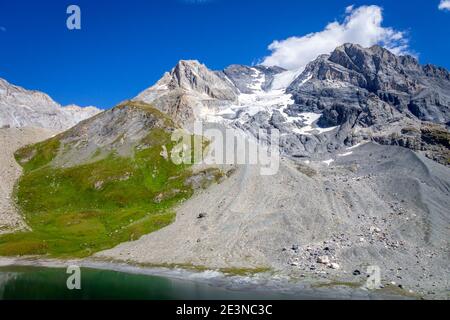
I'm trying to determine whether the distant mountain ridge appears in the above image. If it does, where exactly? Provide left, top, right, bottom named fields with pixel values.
left=0, top=78, right=101, bottom=130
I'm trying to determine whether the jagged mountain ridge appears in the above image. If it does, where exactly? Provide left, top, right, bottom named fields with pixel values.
left=0, top=78, right=101, bottom=130
left=135, top=60, right=239, bottom=126
left=220, top=64, right=287, bottom=93
left=132, top=45, right=449, bottom=165
left=283, top=43, right=450, bottom=163
left=288, top=43, right=450, bottom=124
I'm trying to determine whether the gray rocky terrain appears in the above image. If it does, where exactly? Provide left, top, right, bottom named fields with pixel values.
left=282, top=44, right=450, bottom=162
left=98, top=141, right=449, bottom=299
left=0, top=78, right=100, bottom=130
left=0, top=43, right=448, bottom=299
left=220, top=64, right=286, bottom=93
left=99, top=44, right=449, bottom=298
left=0, top=127, right=56, bottom=234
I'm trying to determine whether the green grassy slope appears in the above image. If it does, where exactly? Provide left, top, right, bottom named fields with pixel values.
left=0, top=103, right=216, bottom=258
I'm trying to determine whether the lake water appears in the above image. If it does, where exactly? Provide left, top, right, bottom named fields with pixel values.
left=0, top=266, right=299, bottom=300
left=0, top=265, right=410, bottom=300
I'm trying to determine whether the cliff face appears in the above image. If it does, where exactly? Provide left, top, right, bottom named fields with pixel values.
left=288, top=44, right=450, bottom=125
left=279, top=44, right=450, bottom=163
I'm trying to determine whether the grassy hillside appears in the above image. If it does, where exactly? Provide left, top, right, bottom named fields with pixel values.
left=0, top=103, right=217, bottom=258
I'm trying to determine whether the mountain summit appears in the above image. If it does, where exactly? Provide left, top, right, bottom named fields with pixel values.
left=135, top=60, right=238, bottom=125
left=283, top=43, right=450, bottom=163
left=132, top=45, right=450, bottom=165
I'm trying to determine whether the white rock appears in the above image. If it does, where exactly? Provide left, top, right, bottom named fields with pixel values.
left=370, top=226, right=382, bottom=233
left=317, top=256, right=330, bottom=264
left=329, top=263, right=340, bottom=270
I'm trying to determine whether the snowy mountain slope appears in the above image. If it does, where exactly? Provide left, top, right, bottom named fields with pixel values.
left=134, top=44, right=449, bottom=164
left=0, top=43, right=448, bottom=299
left=134, top=61, right=338, bottom=144
left=207, top=66, right=338, bottom=137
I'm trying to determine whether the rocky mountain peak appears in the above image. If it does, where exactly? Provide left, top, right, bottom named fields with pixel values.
left=134, top=60, right=238, bottom=125
left=119, top=44, right=450, bottom=165
left=0, top=78, right=59, bottom=109
left=153, top=59, right=238, bottom=98
left=423, top=64, right=450, bottom=80
left=329, top=43, right=420, bottom=77
left=283, top=43, right=450, bottom=164
left=171, top=60, right=212, bottom=89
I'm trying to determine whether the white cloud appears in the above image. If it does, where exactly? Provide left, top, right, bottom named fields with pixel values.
left=345, top=5, right=355, bottom=13
left=261, top=5, right=409, bottom=71
left=439, top=0, right=450, bottom=11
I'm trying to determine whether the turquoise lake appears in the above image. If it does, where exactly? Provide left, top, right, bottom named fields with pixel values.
left=0, top=266, right=296, bottom=300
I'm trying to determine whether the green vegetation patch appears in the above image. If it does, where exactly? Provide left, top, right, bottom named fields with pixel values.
left=14, top=137, right=61, bottom=172
left=218, top=267, right=272, bottom=276
left=312, top=280, right=363, bottom=289
left=1, top=127, right=204, bottom=258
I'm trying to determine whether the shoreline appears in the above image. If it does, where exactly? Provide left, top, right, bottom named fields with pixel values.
left=0, top=256, right=418, bottom=300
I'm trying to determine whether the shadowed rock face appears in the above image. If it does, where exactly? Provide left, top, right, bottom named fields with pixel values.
left=285, top=44, right=450, bottom=164
left=289, top=43, right=450, bottom=124
left=221, top=64, right=286, bottom=93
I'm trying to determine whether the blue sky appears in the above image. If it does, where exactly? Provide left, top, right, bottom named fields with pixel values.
left=0, top=0, right=449, bottom=109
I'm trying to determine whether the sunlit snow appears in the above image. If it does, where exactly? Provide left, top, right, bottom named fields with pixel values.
left=204, top=68, right=338, bottom=136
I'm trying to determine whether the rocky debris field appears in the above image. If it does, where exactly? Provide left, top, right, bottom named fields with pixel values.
left=98, top=142, right=450, bottom=299
left=0, top=127, right=57, bottom=234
